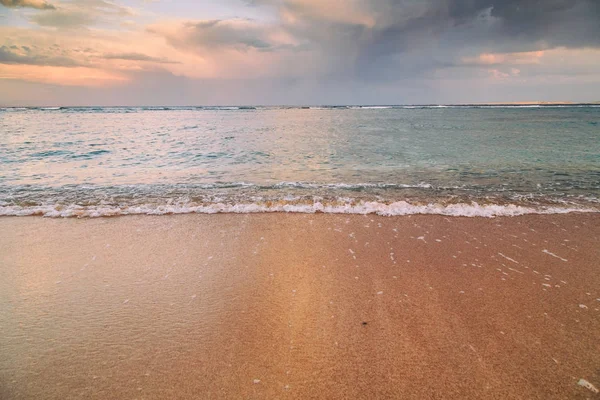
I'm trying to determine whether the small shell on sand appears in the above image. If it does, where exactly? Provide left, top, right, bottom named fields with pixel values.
left=578, top=379, right=598, bottom=393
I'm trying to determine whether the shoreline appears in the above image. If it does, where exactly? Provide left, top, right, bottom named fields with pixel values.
left=1, top=213, right=599, bottom=399
left=1, top=204, right=598, bottom=219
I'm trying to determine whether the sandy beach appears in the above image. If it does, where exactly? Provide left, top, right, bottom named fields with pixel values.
left=1, top=213, right=599, bottom=399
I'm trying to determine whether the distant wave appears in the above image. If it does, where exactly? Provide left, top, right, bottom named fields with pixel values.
left=269, top=182, right=435, bottom=190
left=0, top=181, right=449, bottom=193
left=2, top=104, right=599, bottom=113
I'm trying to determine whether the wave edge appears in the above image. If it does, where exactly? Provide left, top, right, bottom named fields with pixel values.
left=1, top=201, right=596, bottom=218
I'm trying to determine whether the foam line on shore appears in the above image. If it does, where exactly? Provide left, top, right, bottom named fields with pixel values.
left=1, top=200, right=596, bottom=218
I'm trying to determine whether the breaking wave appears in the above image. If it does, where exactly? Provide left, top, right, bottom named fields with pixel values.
left=1, top=199, right=596, bottom=218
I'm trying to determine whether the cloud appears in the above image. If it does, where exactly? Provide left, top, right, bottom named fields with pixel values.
left=183, top=19, right=273, bottom=50
left=29, top=0, right=135, bottom=29
left=0, top=64, right=127, bottom=86
left=31, top=10, right=95, bottom=28
left=141, top=0, right=594, bottom=88
left=462, top=51, right=544, bottom=66
left=0, top=45, right=81, bottom=66
left=0, top=0, right=55, bottom=10
left=321, top=0, right=599, bottom=81
left=102, top=52, right=179, bottom=64
left=247, top=0, right=373, bottom=27
left=148, top=19, right=282, bottom=52
left=485, top=0, right=600, bottom=48
left=133, top=0, right=600, bottom=95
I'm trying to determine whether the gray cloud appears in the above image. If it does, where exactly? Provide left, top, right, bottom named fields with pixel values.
left=103, top=52, right=179, bottom=64
left=364, top=0, right=599, bottom=79
left=31, top=10, right=95, bottom=28
left=364, top=0, right=600, bottom=51
left=29, top=0, right=135, bottom=28
left=240, top=0, right=600, bottom=82
left=0, top=0, right=55, bottom=10
left=186, top=19, right=272, bottom=49
left=149, top=19, right=280, bottom=52
left=151, top=0, right=599, bottom=87
left=0, top=45, right=81, bottom=66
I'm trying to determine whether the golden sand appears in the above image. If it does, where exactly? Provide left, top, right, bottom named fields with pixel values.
left=1, top=214, right=599, bottom=399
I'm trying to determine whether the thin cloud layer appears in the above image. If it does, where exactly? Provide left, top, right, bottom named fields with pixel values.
left=148, top=19, right=279, bottom=52
left=102, top=52, right=179, bottom=64
left=28, top=0, right=134, bottom=29
left=0, top=44, right=81, bottom=66
left=31, top=9, right=94, bottom=28
left=0, top=0, right=55, bottom=10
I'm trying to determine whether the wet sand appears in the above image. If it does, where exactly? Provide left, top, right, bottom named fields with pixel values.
left=1, top=213, right=599, bottom=399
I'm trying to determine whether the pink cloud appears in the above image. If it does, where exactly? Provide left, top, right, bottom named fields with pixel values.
left=0, top=65, right=128, bottom=86
left=464, top=51, right=545, bottom=66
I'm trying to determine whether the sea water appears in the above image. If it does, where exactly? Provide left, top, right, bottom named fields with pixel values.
left=1, top=105, right=599, bottom=217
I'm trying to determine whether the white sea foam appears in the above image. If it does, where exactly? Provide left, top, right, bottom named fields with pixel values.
left=0, top=200, right=596, bottom=218
left=271, top=182, right=434, bottom=189
left=352, top=106, right=394, bottom=109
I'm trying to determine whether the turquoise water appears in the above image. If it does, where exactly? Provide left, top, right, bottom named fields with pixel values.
left=1, top=105, right=599, bottom=217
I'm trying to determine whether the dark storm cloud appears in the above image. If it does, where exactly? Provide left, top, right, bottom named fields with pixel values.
left=353, top=0, right=599, bottom=79
left=0, top=0, right=55, bottom=10
left=0, top=45, right=81, bottom=66
left=239, top=0, right=600, bottom=81
left=364, top=0, right=600, bottom=51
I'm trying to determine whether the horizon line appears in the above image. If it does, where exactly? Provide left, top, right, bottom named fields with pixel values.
left=3, top=101, right=600, bottom=108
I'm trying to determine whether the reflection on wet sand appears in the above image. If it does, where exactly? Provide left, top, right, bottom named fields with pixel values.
left=1, top=214, right=599, bottom=399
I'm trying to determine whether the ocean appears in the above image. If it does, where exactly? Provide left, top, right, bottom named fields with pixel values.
left=1, top=105, right=599, bottom=217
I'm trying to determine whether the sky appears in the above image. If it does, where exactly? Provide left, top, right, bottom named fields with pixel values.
left=1, top=0, right=600, bottom=106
